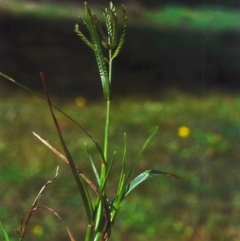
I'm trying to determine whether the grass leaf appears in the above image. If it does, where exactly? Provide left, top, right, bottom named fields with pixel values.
left=40, top=206, right=76, bottom=241
left=100, top=151, right=116, bottom=192
left=116, top=133, right=127, bottom=197
left=32, top=131, right=111, bottom=209
left=111, top=128, right=158, bottom=222
left=85, top=144, right=100, bottom=185
left=20, top=206, right=76, bottom=241
left=39, top=72, right=93, bottom=224
left=0, top=220, right=10, bottom=241
left=33, top=130, right=111, bottom=239
left=124, top=169, right=184, bottom=198
left=18, top=166, right=59, bottom=238
left=0, top=72, right=104, bottom=157
left=125, top=126, right=158, bottom=185
left=93, top=232, right=102, bottom=241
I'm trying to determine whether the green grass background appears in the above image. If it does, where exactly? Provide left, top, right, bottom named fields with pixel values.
left=1, top=90, right=240, bottom=241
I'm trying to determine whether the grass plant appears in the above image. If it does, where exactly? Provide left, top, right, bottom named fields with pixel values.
left=0, top=2, right=185, bottom=241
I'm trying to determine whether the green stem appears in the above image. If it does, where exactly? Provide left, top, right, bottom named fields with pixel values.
left=84, top=224, right=93, bottom=241
left=102, top=99, right=110, bottom=182
left=104, top=99, right=111, bottom=159
left=101, top=50, right=113, bottom=184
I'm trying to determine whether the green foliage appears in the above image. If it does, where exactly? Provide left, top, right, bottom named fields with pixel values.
left=1, top=92, right=240, bottom=240
left=144, top=5, right=240, bottom=31
left=2, top=1, right=239, bottom=32
left=0, top=220, right=10, bottom=241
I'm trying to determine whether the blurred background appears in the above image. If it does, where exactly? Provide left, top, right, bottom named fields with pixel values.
left=0, top=0, right=240, bottom=241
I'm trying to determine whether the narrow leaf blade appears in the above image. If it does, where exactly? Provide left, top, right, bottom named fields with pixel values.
left=0, top=220, right=10, bottom=241
left=125, top=126, right=158, bottom=185
left=85, top=144, right=100, bottom=185
left=116, top=133, right=127, bottom=197
left=124, top=169, right=184, bottom=198
left=19, top=166, right=59, bottom=238
left=0, top=72, right=103, bottom=152
left=40, top=72, right=93, bottom=223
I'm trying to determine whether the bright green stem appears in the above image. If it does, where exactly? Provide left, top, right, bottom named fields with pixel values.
left=102, top=99, right=110, bottom=182
left=104, top=50, right=113, bottom=161
left=84, top=224, right=93, bottom=241
left=104, top=99, right=111, bottom=160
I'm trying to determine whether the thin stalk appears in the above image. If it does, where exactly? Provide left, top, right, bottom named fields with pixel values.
left=103, top=99, right=111, bottom=162
left=101, top=50, right=113, bottom=184
left=101, top=98, right=110, bottom=186
left=84, top=224, right=93, bottom=241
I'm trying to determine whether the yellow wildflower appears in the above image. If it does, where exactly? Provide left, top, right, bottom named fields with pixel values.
left=178, top=126, right=190, bottom=138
